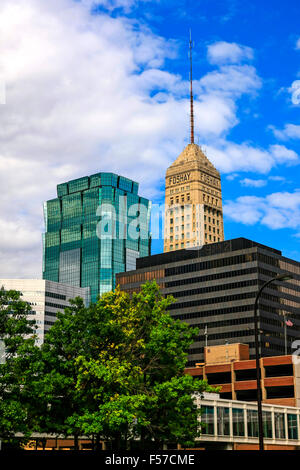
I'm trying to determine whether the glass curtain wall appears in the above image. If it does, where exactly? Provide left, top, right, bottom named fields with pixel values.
left=43, top=173, right=151, bottom=303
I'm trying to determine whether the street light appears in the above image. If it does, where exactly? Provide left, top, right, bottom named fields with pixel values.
left=254, top=272, right=293, bottom=451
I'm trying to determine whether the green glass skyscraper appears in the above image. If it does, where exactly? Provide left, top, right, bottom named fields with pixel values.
left=43, top=172, right=151, bottom=303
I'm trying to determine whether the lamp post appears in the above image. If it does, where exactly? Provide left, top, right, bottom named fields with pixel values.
left=254, top=272, right=293, bottom=451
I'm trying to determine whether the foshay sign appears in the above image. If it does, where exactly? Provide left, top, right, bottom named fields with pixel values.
left=168, top=172, right=190, bottom=186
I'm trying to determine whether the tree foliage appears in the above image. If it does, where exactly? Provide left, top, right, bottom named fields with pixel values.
left=0, top=282, right=216, bottom=450
left=0, top=288, right=39, bottom=446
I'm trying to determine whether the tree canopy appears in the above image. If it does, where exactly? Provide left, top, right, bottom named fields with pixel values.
left=0, top=281, right=216, bottom=450
left=0, top=288, right=39, bottom=446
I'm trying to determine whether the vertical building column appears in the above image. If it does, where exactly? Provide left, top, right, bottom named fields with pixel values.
left=293, top=361, right=300, bottom=407
left=202, top=365, right=207, bottom=381
left=261, top=358, right=267, bottom=401
left=231, top=363, right=236, bottom=400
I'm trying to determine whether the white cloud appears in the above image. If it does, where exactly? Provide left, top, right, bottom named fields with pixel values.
left=207, top=41, right=254, bottom=65
left=204, top=142, right=298, bottom=174
left=224, top=191, right=300, bottom=231
left=198, top=64, right=261, bottom=98
left=240, top=178, right=267, bottom=188
left=289, top=80, right=300, bottom=105
left=270, top=123, right=300, bottom=140
left=269, top=176, right=286, bottom=182
left=226, top=173, right=239, bottom=181
left=296, top=38, right=300, bottom=50
left=0, top=0, right=296, bottom=278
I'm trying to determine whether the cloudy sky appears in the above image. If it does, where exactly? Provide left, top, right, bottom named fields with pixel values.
left=0, top=0, right=300, bottom=278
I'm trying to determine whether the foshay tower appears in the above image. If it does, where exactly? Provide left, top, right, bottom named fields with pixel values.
left=164, top=34, right=224, bottom=252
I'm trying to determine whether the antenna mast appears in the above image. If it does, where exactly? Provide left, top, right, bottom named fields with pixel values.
left=189, top=30, right=194, bottom=144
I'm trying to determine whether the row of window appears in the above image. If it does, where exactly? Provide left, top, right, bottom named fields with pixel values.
left=165, top=267, right=258, bottom=288
left=44, top=320, right=56, bottom=326
left=201, top=406, right=298, bottom=440
left=169, top=278, right=259, bottom=299
left=172, top=303, right=254, bottom=321
left=204, top=206, right=222, bottom=217
left=168, top=291, right=257, bottom=310
left=45, top=291, right=66, bottom=301
left=191, top=316, right=254, bottom=331
left=165, top=253, right=257, bottom=277
left=45, top=301, right=68, bottom=310
left=44, top=311, right=57, bottom=318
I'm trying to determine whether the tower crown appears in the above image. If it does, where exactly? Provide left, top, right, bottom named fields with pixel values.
left=167, top=143, right=219, bottom=177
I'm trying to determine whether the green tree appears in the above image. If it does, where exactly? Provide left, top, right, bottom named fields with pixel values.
left=0, top=288, right=38, bottom=448
left=0, top=282, right=216, bottom=450
left=64, top=282, right=216, bottom=449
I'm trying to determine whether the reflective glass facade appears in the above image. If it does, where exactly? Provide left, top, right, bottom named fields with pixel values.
left=43, top=172, right=151, bottom=303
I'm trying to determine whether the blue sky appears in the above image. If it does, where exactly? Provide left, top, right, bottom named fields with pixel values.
left=119, top=0, right=300, bottom=259
left=0, top=0, right=299, bottom=277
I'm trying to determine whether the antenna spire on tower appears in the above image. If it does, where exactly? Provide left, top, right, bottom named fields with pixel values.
left=189, top=29, right=194, bottom=144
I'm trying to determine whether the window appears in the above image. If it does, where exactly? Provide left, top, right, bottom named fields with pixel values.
left=217, top=407, right=230, bottom=435
left=275, top=413, right=285, bottom=439
left=247, top=410, right=258, bottom=437
left=201, top=406, right=214, bottom=435
left=263, top=411, right=272, bottom=438
left=288, top=414, right=298, bottom=440
left=232, top=408, right=244, bottom=436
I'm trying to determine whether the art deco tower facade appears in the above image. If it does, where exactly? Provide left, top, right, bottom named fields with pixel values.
left=164, top=144, right=224, bottom=251
left=164, top=35, right=224, bottom=252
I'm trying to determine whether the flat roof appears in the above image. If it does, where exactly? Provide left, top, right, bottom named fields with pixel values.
left=137, top=237, right=282, bottom=269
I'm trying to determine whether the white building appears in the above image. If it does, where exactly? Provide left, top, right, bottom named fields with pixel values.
left=0, top=279, right=90, bottom=345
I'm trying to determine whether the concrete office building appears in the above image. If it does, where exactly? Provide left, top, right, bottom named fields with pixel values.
left=116, top=238, right=300, bottom=366
left=0, top=279, right=90, bottom=345
left=186, top=343, right=300, bottom=407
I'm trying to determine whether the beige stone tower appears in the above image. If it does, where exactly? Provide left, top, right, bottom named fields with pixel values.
left=164, top=34, right=224, bottom=252
left=164, top=143, right=224, bottom=252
